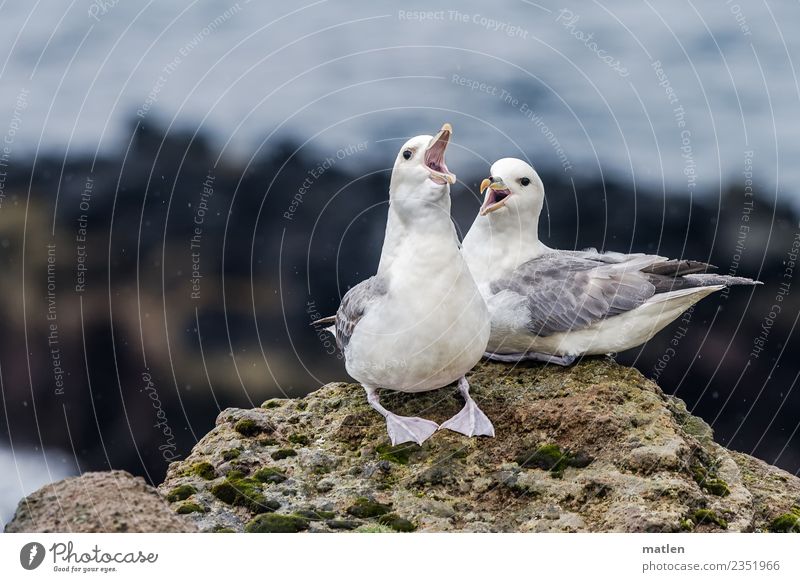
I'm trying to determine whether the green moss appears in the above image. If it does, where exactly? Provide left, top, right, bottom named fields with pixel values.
left=210, top=475, right=280, bottom=513
left=259, top=438, right=278, bottom=446
left=451, top=448, right=469, bottom=460
left=234, top=418, right=261, bottom=436
left=176, top=501, right=206, bottom=514
left=692, top=464, right=730, bottom=497
left=189, top=461, right=216, bottom=480
left=295, top=509, right=336, bottom=520
left=166, top=484, right=196, bottom=503
left=221, top=448, right=241, bottom=461
left=245, top=513, right=309, bottom=533
left=691, top=509, right=727, bottom=529
left=376, top=443, right=419, bottom=465
left=679, top=518, right=695, bottom=532
left=261, top=399, right=284, bottom=409
left=253, top=467, right=287, bottom=484
left=327, top=519, right=360, bottom=530
left=516, top=444, right=593, bottom=478
left=769, top=507, right=800, bottom=533
left=271, top=448, right=297, bottom=460
left=288, top=434, right=311, bottom=446
left=347, top=497, right=392, bottom=518
left=378, top=514, right=416, bottom=532
left=211, top=525, right=235, bottom=533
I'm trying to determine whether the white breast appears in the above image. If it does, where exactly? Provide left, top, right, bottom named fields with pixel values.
left=346, top=232, right=490, bottom=392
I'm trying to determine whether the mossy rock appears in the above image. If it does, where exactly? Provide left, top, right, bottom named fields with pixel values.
left=692, top=464, right=730, bottom=497
left=288, top=434, right=311, bottom=446
left=378, top=513, right=416, bottom=532
left=187, top=461, right=216, bottom=480
left=295, top=508, right=336, bottom=520
left=245, top=513, right=310, bottom=533
left=211, top=525, right=236, bottom=533
left=691, top=509, right=727, bottom=529
left=221, top=448, right=241, bottom=461
left=376, top=443, right=419, bottom=465
left=166, top=484, right=196, bottom=503
left=259, top=438, right=278, bottom=446
left=253, top=467, right=287, bottom=484
left=347, top=497, right=392, bottom=518
left=176, top=501, right=206, bottom=514
left=261, top=399, right=284, bottom=409
left=272, top=448, right=297, bottom=460
left=210, top=476, right=279, bottom=514
left=769, top=507, right=800, bottom=533
left=327, top=519, right=360, bottom=530
left=234, top=419, right=261, bottom=437
left=516, top=444, right=593, bottom=478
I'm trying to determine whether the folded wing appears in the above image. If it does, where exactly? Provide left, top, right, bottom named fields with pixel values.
left=335, top=275, right=388, bottom=350
left=490, top=253, right=661, bottom=337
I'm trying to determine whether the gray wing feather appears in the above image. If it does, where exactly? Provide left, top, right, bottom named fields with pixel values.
left=491, top=254, right=656, bottom=336
left=335, top=276, right=387, bottom=351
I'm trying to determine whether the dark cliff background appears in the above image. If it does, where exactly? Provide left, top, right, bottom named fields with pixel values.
left=1, top=118, right=797, bottom=489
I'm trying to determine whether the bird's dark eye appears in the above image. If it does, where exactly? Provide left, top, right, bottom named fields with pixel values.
left=402, top=149, right=413, bottom=160
left=520, top=177, right=531, bottom=186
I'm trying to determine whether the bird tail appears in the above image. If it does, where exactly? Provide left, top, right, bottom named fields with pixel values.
left=642, top=259, right=716, bottom=277
left=682, top=274, right=762, bottom=287
left=310, top=315, right=336, bottom=326
left=310, top=315, right=337, bottom=338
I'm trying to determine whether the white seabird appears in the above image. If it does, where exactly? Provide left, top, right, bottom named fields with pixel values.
left=461, top=157, right=761, bottom=366
left=320, top=124, right=493, bottom=445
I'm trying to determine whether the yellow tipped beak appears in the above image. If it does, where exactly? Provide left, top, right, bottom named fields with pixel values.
left=478, top=177, right=511, bottom=216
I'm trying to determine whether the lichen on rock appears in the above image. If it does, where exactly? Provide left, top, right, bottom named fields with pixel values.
left=152, top=360, right=800, bottom=532
left=11, top=358, right=790, bottom=534
left=7, top=359, right=797, bottom=534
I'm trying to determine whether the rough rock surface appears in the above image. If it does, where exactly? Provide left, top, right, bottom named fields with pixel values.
left=159, top=360, right=800, bottom=533
left=5, top=470, right=198, bottom=533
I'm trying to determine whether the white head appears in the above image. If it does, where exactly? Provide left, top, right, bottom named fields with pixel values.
left=389, top=123, right=456, bottom=214
left=478, top=157, right=544, bottom=219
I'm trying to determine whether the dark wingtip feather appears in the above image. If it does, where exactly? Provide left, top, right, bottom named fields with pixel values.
left=310, top=315, right=336, bottom=326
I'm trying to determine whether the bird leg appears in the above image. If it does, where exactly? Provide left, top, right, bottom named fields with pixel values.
left=439, top=376, right=495, bottom=438
left=364, top=385, right=439, bottom=446
left=484, top=351, right=577, bottom=366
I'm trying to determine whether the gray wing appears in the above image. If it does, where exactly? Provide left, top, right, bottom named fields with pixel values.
left=490, top=253, right=658, bottom=336
left=335, top=276, right=388, bottom=351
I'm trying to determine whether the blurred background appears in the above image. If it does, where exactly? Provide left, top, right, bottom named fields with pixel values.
left=1, top=0, right=799, bottom=525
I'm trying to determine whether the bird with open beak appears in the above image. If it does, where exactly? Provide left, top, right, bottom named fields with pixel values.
left=462, top=157, right=760, bottom=366
left=317, top=124, right=493, bottom=445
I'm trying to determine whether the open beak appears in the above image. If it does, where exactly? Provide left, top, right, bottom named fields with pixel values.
left=479, top=177, right=512, bottom=215
left=424, top=123, right=456, bottom=185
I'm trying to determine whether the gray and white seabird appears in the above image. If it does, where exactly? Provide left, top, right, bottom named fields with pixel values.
left=322, top=124, right=493, bottom=445
left=461, top=157, right=761, bottom=366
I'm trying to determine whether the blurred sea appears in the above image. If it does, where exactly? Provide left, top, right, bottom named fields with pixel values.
left=0, top=0, right=798, bottom=201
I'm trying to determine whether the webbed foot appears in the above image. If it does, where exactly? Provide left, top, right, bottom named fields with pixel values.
left=439, top=377, right=495, bottom=438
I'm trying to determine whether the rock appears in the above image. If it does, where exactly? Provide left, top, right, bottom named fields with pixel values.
left=5, top=470, right=197, bottom=533
left=154, top=360, right=800, bottom=532
left=14, top=360, right=797, bottom=533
